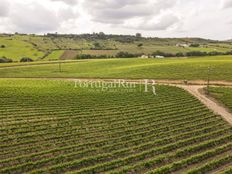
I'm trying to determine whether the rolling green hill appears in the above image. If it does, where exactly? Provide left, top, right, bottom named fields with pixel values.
left=0, top=55, right=232, bottom=81
left=0, top=34, right=232, bottom=61
left=0, top=35, right=44, bottom=61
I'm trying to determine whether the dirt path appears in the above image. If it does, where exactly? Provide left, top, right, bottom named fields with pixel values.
left=2, top=77, right=232, bottom=87
left=177, top=85, right=232, bottom=125
left=0, top=60, right=89, bottom=69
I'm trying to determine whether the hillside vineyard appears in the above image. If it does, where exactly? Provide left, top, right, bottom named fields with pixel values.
left=0, top=79, right=232, bottom=174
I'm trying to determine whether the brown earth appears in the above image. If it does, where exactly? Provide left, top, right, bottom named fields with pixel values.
left=60, top=50, right=79, bottom=60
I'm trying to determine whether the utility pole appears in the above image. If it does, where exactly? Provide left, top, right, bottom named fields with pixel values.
left=59, top=61, right=61, bottom=73
left=207, top=66, right=210, bottom=95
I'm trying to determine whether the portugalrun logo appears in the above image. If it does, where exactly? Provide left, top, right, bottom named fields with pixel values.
left=144, top=79, right=157, bottom=95
left=74, top=79, right=157, bottom=95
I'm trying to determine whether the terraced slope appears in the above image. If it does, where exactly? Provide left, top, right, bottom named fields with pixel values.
left=0, top=79, right=232, bottom=174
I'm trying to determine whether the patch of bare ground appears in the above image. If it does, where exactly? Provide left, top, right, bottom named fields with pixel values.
left=156, top=80, right=232, bottom=86
left=60, top=50, right=79, bottom=60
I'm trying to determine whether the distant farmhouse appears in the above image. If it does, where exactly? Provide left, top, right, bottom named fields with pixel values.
left=176, top=43, right=191, bottom=48
left=141, top=55, right=163, bottom=59
left=155, top=55, right=165, bottom=59
left=141, top=55, right=149, bottom=59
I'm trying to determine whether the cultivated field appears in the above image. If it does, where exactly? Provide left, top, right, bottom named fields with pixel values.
left=209, top=87, right=232, bottom=112
left=1, top=36, right=232, bottom=174
left=0, top=79, right=232, bottom=174
left=45, top=50, right=65, bottom=61
left=0, top=56, right=232, bottom=81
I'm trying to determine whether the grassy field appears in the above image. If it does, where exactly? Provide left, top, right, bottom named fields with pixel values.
left=45, top=50, right=65, bottom=60
left=209, top=87, right=232, bottom=112
left=0, top=79, right=232, bottom=173
left=0, top=35, right=44, bottom=61
left=0, top=60, right=82, bottom=68
left=0, top=56, right=232, bottom=81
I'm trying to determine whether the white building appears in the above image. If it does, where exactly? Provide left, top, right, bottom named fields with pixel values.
left=176, top=43, right=190, bottom=48
left=141, top=55, right=149, bottom=58
left=155, top=55, right=164, bottom=58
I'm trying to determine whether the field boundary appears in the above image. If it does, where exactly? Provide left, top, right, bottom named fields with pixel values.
left=0, top=60, right=89, bottom=69
left=1, top=77, right=232, bottom=86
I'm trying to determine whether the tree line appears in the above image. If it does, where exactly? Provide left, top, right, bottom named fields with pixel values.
left=76, top=50, right=232, bottom=59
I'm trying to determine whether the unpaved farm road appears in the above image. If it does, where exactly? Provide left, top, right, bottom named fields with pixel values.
left=177, top=85, right=232, bottom=125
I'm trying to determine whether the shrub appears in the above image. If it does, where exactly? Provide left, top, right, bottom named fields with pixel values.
left=136, top=33, right=142, bottom=37
left=0, top=57, right=13, bottom=63
left=176, top=52, right=185, bottom=57
left=186, top=51, right=208, bottom=57
left=1, top=45, right=6, bottom=48
left=152, top=50, right=166, bottom=56
left=115, top=37, right=135, bottom=43
left=152, top=51, right=176, bottom=58
left=137, top=43, right=143, bottom=47
left=225, top=50, right=232, bottom=55
left=20, top=57, right=33, bottom=62
left=115, top=52, right=142, bottom=58
left=76, top=54, right=111, bottom=59
left=208, top=51, right=223, bottom=56
left=190, top=43, right=200, bottom=47
left=76, top=54, right=93, bottom=59
left=90, top=42, right=103, bottom=50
